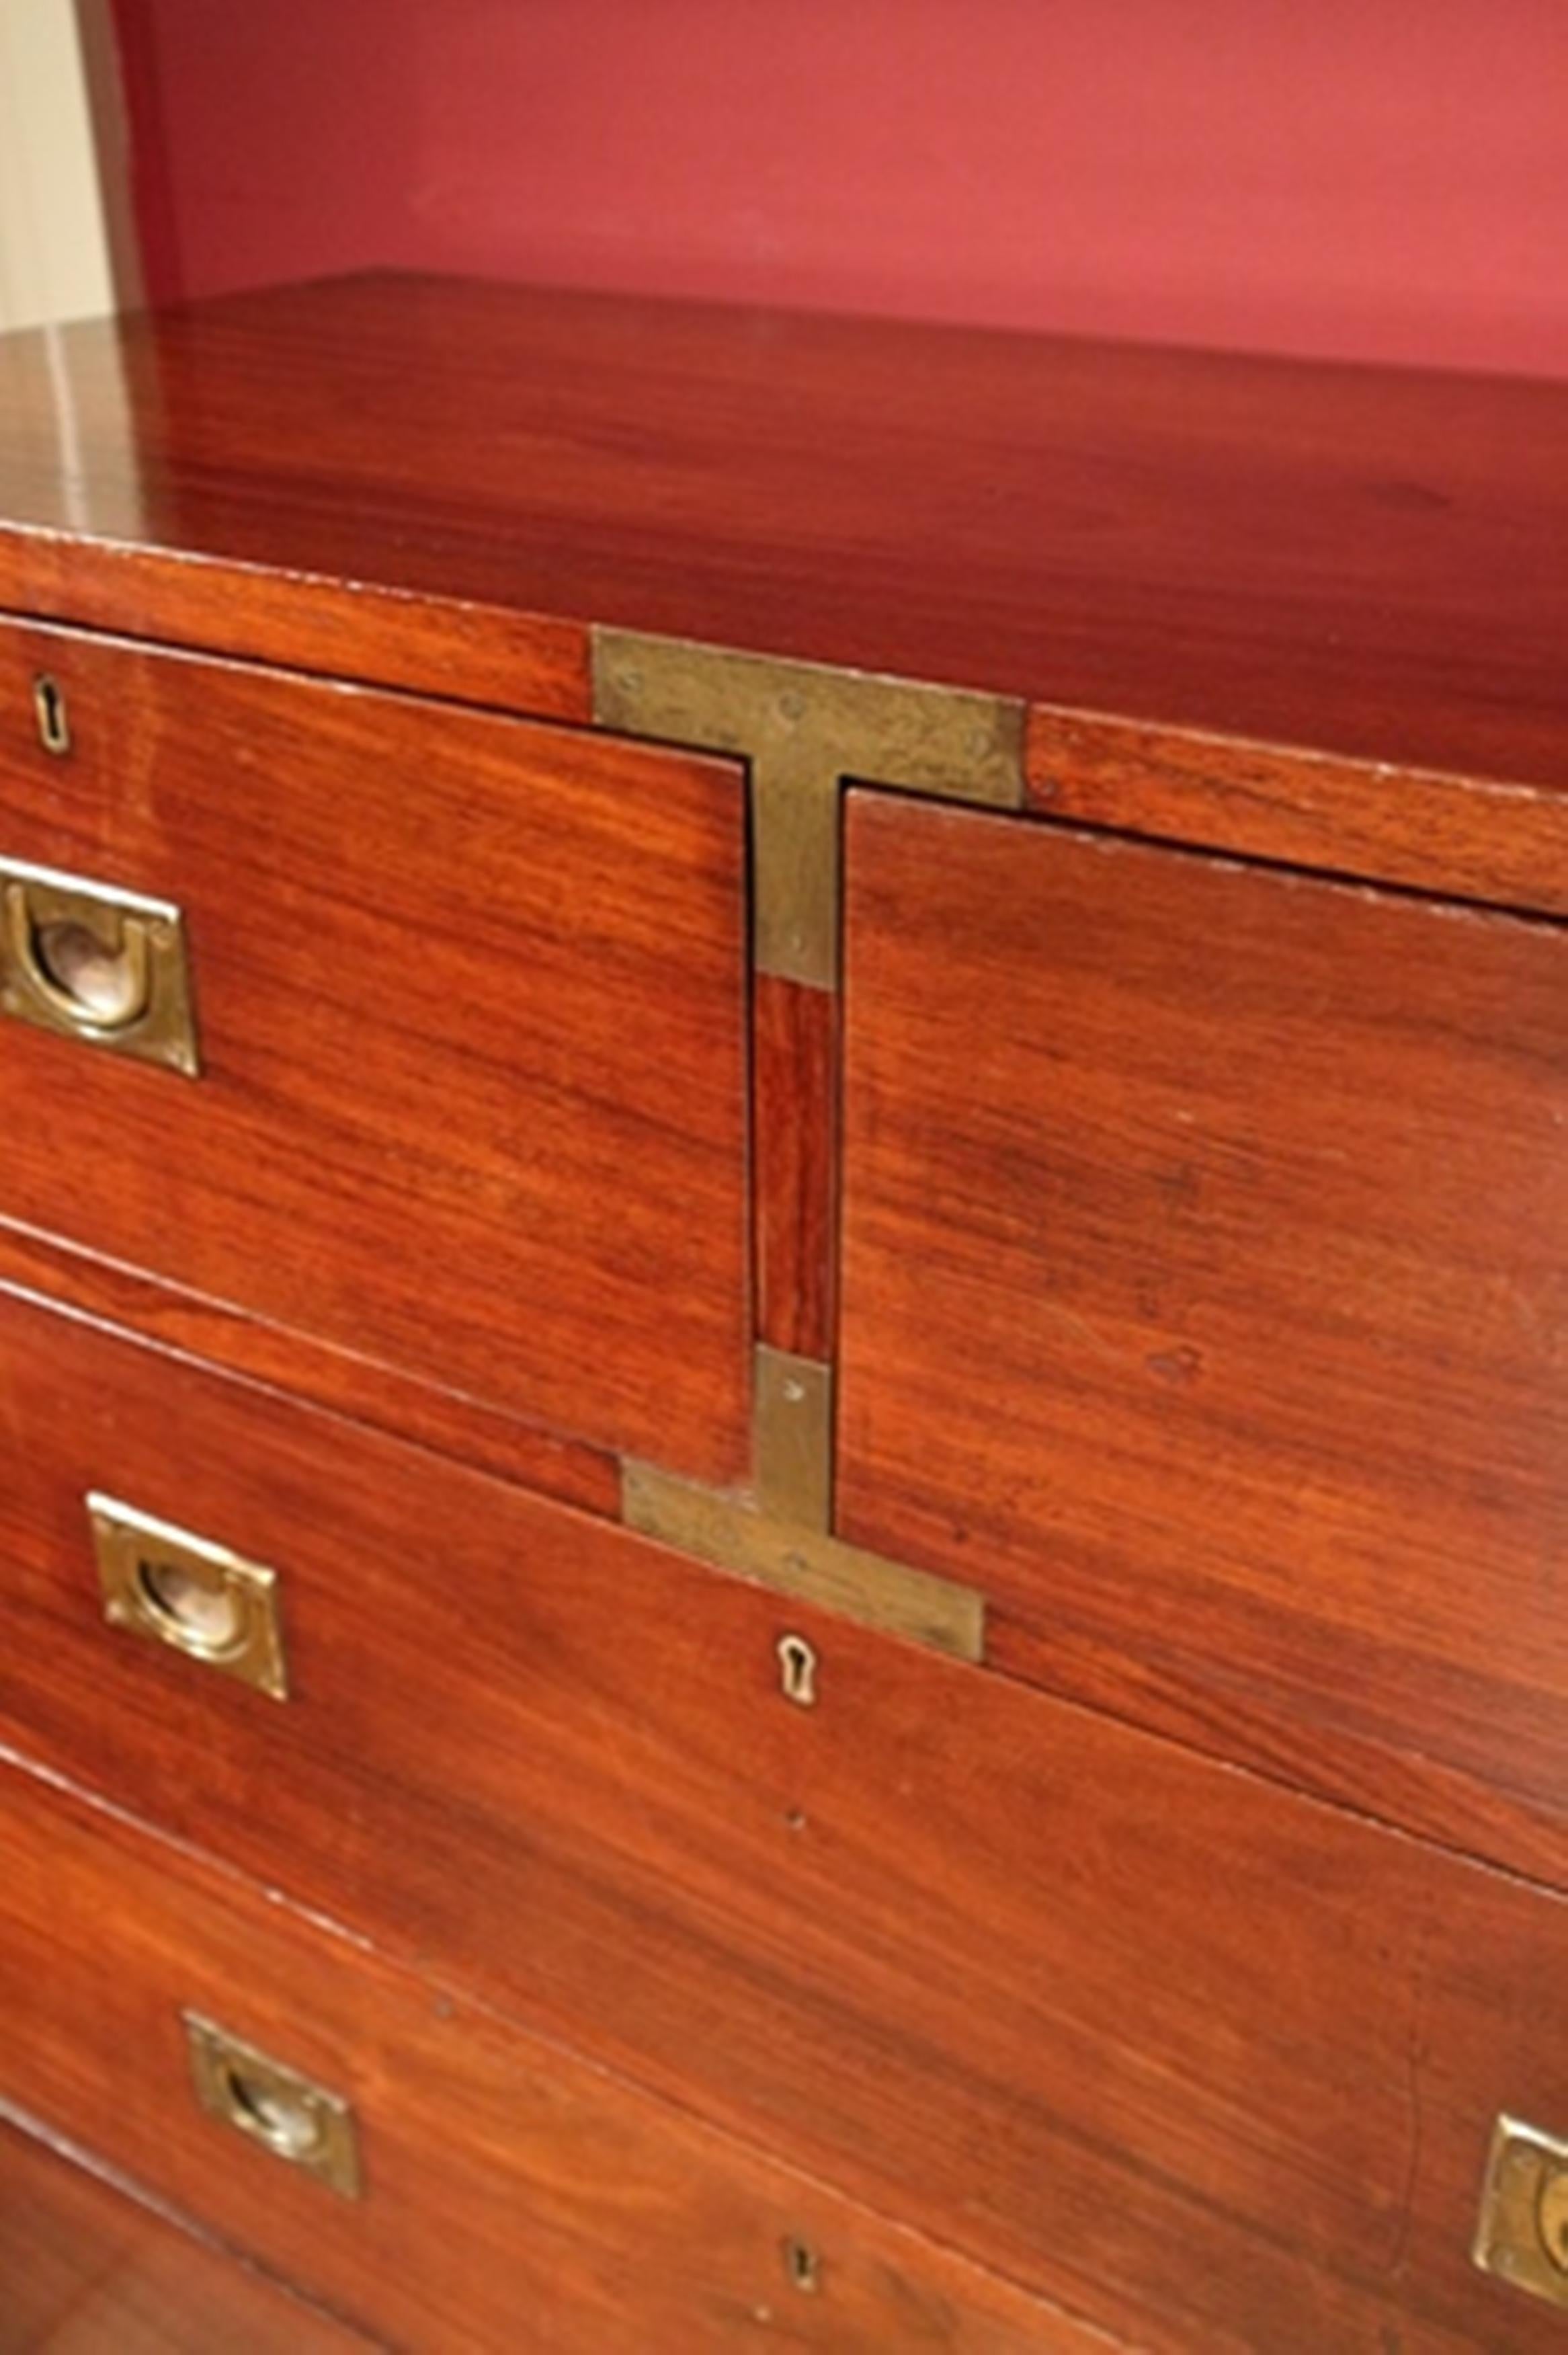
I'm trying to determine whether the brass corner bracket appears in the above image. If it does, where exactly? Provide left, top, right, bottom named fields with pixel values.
left=597, top=634, right=998, bottom=1659
left=593, top=630, right=1025, bottom=988
left=622, top=1457, right=984, bottom=1663
left=624, top=1343, right=984, bottom=1664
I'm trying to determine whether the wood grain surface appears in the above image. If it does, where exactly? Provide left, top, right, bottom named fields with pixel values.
left=0, top=1753, right=1108, bottom=2355
left=838, top=792, right=1568, bottom=1885
left=0, top=2116, right=367, bottom=2353
left=1, top=1289, right=1565, bottom=2350
left=0, top=1225, right=621, bottom=1517
left=753, top=973, right=837, bottom=1359
left=0, top=274, right=1563, bottom=820
left=1027, top=703, right=1568, bottom=922
left=0, top=617, right=751, bottom=1484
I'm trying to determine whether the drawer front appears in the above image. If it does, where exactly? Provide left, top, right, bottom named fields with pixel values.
left=0, top=1757, right=1089, bottom=2355
left=0, top=619, right=750, bottom=1483
left=0, top=2117, right=367, bottom=2353
left=839, top=792, right=1568, bottom=1880
left=2, top=1289, right=1567, bottom=2350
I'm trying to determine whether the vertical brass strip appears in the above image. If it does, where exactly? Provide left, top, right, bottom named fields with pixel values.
left=595, top=629, right=1014, bottom=1661
left=753, top=1343, right=833, bottom=1529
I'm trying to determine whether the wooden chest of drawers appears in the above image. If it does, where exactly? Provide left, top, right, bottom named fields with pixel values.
left=0, top=272, right=1565, bottom=2351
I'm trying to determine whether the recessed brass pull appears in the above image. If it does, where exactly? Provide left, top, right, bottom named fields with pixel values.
left=1474, top=2114, right=1568, bottom=2309
left=0, top=856, right=199, bottom=1074
left=183, top=2013, right=361, bottom=2198
left=89, top=1494, right=289, bottom=1700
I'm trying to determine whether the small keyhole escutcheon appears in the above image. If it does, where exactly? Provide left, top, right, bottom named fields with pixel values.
left=782, top=2236, right=821, bottom=2294
left=776, top=1632, right=817, bottom=1707
left=33, top=675, right=69, bottom=756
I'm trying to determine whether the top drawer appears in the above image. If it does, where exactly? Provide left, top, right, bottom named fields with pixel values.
left=0, top=621, right=751, bottom=1482
left=838, top=792, right=1568, bottom=1878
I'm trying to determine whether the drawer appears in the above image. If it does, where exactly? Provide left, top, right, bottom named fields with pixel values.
left=0, top=2116, right=367, bottom=2352
left=0, top=618, right=750, bottom=1484
left=0, top=1755, right=1091, bottom=2355
left=838, top=792, right=1568, bottom=1881
left=3, top=1287, right=1567, bottom=2350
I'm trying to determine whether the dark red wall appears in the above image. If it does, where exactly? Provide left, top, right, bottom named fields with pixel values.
left=114, top=0, right=1568, bottom=376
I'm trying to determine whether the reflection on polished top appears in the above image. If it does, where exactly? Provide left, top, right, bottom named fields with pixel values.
left=0, top=269, right=1565, bottom=785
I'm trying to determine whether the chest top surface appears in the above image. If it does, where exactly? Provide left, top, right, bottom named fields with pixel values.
left=0, top=270, right=1564, bottom=792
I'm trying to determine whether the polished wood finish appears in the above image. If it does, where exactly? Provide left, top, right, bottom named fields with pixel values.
left=0, top=616, right=751, bottom=1483
left=0, top=291, right=587, bottom=723
left=2, top=1287, right=1567, bottom=2350
left=0, top=274, right=1564, bottom=824
left=0, top=1224, right=620, bottom=1515
left=0, top=2116, right=366, bottom=2352
left=1027, top=704, right=1568, bottom=922
left=838, top=793, right=1568, bottom=1884
left=0, top=1754, right=1104, bottom=2355
left=2, top=274, right=1566, bottom=2352
left=753, top=973, right=837, bottom=1359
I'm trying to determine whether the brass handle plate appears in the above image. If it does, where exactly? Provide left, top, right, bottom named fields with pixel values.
left=183, top=2013, right=360, bottom=2198
left=1474, top=2114, right=1568, bottom=2309
left=89, top=1494, right=289, bottom=1700
left=0, top=856, right=199, bottom=1075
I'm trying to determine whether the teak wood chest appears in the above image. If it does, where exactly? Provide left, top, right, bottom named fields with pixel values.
left=0, top=272, right=1565, bottom=2353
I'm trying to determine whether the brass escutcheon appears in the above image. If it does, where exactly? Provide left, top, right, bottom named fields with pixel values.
left=777, top=1633, right=819, bottom=1707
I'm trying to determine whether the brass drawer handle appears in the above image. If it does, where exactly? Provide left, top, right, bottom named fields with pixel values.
left=0, top=856, right=200, bottom=1074
left=1475, top=2114, right=1568, bottom=2311
left=89, top=1494, right=290, bottom=1700
left=184, top=2013, right=361, bottom=2197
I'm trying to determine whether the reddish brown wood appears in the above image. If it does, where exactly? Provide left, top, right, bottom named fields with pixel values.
left=0, top=2116, right=366, bottom=2352
left=1027, top=704, right=1568, bottom=921
left=0, top=1755, right=1105, bottom=2355
left=0, top=1224, right=620, bottom=1518
left=0, top=616, right=751, bottom=1485
left=1, top=527, right=591, bottom=727
left=838, top=791, right=1568, bottom=1886
left=1, top=273, right=1566, bottom=826
left=1, top=1289, right=1567, bottom=2350
left=753, top=973, right=837, bottom=1358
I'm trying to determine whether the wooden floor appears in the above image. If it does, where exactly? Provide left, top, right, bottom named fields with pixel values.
left=0, top=2119, right=366, bottom=2353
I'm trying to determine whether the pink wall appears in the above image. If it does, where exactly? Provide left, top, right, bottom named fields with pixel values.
left=113, top=0, right=1568, bottom=378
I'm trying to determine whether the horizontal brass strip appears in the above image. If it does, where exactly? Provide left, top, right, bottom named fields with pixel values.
left=622, top=1462, right=985, bottom=1664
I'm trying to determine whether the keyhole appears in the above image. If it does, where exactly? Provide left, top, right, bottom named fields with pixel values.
left=33, top=675, right=69, bottom=756
left=777, top=1633, right=817, bottom=1707
left=782, top=2237, right=821, bottom=2294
